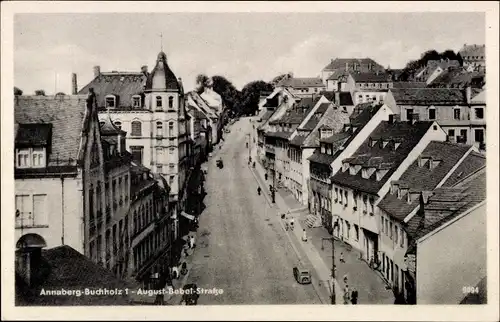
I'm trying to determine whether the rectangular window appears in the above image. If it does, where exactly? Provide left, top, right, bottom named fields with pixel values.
left=131, top=122, right=142, bottom=136
left=406, top=108, right=413, bottom=121
left=384, top=218, right=388, bottom=235
left=428, top=108, right=436, bottom=120
left=169, top=148, right=174, bottom=154
left=448, top=129, right=455, bottom=137
left=339, top=189, right=343, bottom=204
left=389, top=222, right=393, bottom=239
left=454, top=108, right=461, bottom=120
left=475, top=108, right=484, bottom=119
left=15, top=195, right=31, bottom=227
left=475, top=129, right=485, bottom=143
left=344, top=190, right=348, bottom=206
left=32, top=194, right=47, bottom=226
left=400, top=229, right=405, bottom=247
left=130, top=146, right=144, bottom=165
left=380, top=216, right=384, bottom=233
left=460, top=129, right=468, bottom=143
left=395, top=225, right=399, bottom=244
left=16, top=148, right=30, bottom=168
left=133, top=96, right=141, bottom=108
left=156, top=148, right=163, bottom=164
left=354, top=224, right=359, bottom=241
left=169, top=176, right=175, bottom=185
left=156, top=165, right=162, bottom=173
left=106, top=97, right=115, bottom=108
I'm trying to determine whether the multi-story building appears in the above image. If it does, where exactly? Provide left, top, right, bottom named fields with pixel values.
left=412, top=169, right=486, bottom=304
left=458, top=44, right=486, bottom=72
left=276, top=77, right=326, bottom=98
left=186, top=91, right=219, bottom=149
left=78, top=51, right=190, bottom=224
left=412, top=59, right=461, bottom=84
left=15, top=94, right=92, bottom=254
left=376, top=141, right=483, bottom=299
left=321, top=58, right=385, bottom=88
left=330, top=118, right=447, bottom=263
left=385, top=87, right=486, bottom=151
left=308, top=103, right=394, bottom=231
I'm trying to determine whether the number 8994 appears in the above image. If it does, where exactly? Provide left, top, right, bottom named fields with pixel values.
left=462, top=286, right=479, bottom=294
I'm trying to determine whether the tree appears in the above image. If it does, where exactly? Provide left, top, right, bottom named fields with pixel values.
left=195, top=74, right=211, bottom=94
left=239, top=80, right=274, bottom=116
left=35, top=89, right=46, bottom=96
left=401, top=49, right=463, bottom=81
left=14, top=87, right=23, bottom=96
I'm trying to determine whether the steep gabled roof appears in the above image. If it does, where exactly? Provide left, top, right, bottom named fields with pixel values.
left=302, top=105, right=350, bottom=148
left=442, top=151, right=486, bottom=187
left=331, top=121, right=434, bottom=194
left=378, top=142, right=473, bottom=221
left=144, top=51, right=180, bottom=91
left=15, top=95, right=88, bottom=167
left=459, top=44, right=485, bottom=58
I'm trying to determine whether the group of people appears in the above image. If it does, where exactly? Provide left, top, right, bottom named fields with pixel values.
left=339, top=256, right=359, bottom=304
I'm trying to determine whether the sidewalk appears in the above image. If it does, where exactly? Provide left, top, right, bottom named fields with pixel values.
left=250, top=137, right=394, bottom=305
left=250, top=158, right=343, bottom=304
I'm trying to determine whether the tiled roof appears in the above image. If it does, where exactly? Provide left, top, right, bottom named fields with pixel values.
left=259, top=110, right=275, bottom=122
left=442, top=151, right=486, bottom=187
left=459, top=44, right=485, bottom=58
left=78, top=73, right=146, bottom=108
left=277, top=77, right=325, bottom=88
left=99, top=114, right=127, bottom=135
left=406, top=169, right=486, bottom=239
left=322, top=58, right=384, bottom=72
left=302, top=103, right=330, bottom=130
left=265, top=131, right=293, bottom=139
left=319, top=91, right=336, bottom=101
left=15, top=123, right=52, bottom=147
left=392, top=82, right=428, bottom=89
left=302, top=105, right=349, bottom=148
left=471, top=90, right=486, bottom=104
left=350, top=72, right=391, bottom=83
left=271, top=96, right=320, bottom=125
left=327, top=70, right=349, bottom=80
left=378, top=142, right=472, bottom=221
left=16, top=245, right=132, bottom=306
left=389, top=88, right=467, bottom=105
left=289, top=134, right=308, bottom=147
left=319, top=130, right=351, bottom=145
left=15, top=95, right=87, bottom=167
left=308, top=150, right=338, bottom=165
left=428, top=69, right=485, bottom=88
left=331, top=121, right=433, bottom=194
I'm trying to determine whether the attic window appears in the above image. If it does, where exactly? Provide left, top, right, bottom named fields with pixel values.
left=376, top=169, right=388, bottom=181
left=382, top=140, right=389, bottom=148
left=394, top=142, right=401, bottom=150
left=105, top=95, right=116, bottom=108
left=429, top=159, right=441, bottom=170
left=342, top=162, right=349, bottom=172
left=132, top=95, right=141, bottom=108
left=370, top=138, right=378, bottom=147
left=390, top=183, right=399, bottom=194
left=418, top=157, right=429, bottom=167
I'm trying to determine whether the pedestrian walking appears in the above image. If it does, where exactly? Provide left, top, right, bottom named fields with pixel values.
left=340, top=252, right=345, bottom=263
left=301, top=229, right=308, bottom=242
left=265, top=173, right=268, bottom=181
left=351, top=288, right=358, bottom=304
left=257, top=186, right=262, bottom=195
left=343, top=285, right=350, bottom=304
left=343, top=274, right=348, bottom=285
left=190, top=235, right=196, bottom=249
left=172, top=265, right=179, bottom=279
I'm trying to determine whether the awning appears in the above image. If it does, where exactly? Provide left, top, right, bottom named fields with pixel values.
left=181, top=211, right=195, bottom=221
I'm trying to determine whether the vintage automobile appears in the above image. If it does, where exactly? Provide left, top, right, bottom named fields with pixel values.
left=181, top=283, right=199, bottom=305
left=293, top=266, right=312, bottom=284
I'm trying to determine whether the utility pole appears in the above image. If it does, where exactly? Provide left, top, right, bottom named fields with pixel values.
left=321, top=237, right=336, bottom=304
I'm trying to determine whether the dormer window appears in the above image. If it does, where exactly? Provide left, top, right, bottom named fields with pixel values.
left=398, top=187, right=409, bottom=200
left=370, top=138, right=378, bottom=147
left=16, top=147, right=46, bottom=168
left=132, top=95, right=141, bottom=108
left=361, top=168, right=368, bottom=178
left=429, top=159, right=441, bottom=170
left=342, top=162, right=349, bottom=172
left=394, top=142, right=401, bottom=150
left=418, top=157, right=429, bottom=167
left=376, top=169, right=389, bottom=181
left=105, top=95, right=116, bottom=108
left=382, top=140, right=389, bottom=148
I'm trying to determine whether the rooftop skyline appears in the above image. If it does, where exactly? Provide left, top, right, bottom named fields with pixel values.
left=14, top=12, right=485, bottom=95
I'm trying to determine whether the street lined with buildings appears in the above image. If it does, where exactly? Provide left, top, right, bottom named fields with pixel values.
left=14, top=44, right=487, bottom=306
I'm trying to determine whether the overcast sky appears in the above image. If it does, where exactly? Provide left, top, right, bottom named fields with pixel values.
left=14, top=12, right=485, bottom=95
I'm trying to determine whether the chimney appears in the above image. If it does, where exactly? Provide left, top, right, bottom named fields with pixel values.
left=71, top=73, right=78, bottom=95
left=465, top=85, right=471, bottom=104
left=141, top=65, right=148, bottom=75
left=93, top=66, right=101, bottom=78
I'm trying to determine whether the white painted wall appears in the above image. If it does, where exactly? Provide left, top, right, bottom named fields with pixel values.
left=417, top=203, right=486, bottom=304
left=15, top=177, right=84, bottom=253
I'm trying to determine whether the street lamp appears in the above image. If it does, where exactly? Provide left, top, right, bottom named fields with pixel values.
left=321, top=237, right=336, bottom=304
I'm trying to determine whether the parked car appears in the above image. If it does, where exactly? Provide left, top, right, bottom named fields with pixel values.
left=293, top=266, right=311, bottom=284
